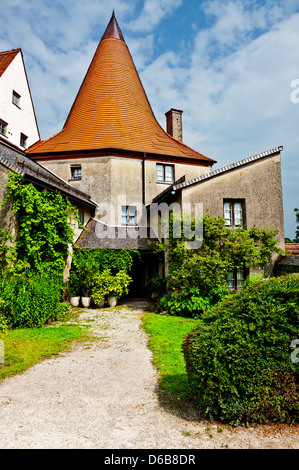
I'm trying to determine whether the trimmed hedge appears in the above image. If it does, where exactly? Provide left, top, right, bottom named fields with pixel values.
left=183, top=274, right=299, bottom=425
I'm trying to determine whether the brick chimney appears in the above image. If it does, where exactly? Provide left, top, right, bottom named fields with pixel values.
left=165, top=108, right=183, bottom=142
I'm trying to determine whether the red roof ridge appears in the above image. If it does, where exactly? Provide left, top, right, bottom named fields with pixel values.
left=0, top=48, right=21, bottom=77
left=0, top=47, right=21, bottom=55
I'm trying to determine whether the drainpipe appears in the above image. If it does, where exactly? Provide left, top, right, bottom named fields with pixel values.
left=142, top=153, right=146, bottom=205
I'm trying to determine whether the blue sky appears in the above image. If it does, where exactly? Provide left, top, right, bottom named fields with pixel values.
left=0, top=0, right=298, bottom=238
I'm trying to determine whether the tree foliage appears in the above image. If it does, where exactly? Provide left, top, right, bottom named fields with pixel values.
left=155, top=213, right=283, bottom=317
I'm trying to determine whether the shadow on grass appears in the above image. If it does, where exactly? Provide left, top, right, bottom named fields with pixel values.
left=156, top=373, right=209, bottom=424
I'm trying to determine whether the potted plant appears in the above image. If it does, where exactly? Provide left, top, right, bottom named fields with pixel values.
left=70, top=295, right=80, bottom=307
left=91, top=269, right=111, bottom=308
left=69, top=270, right=81, bottom=307
left=71, top=251, right=96, bottom=308
left=81, top=277, right=93, bottom=307
left=107, top=270, right=132, bottom=307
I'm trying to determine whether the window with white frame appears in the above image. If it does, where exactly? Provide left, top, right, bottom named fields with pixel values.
left=121, top=206, right=137, bottom=225
left=0, top=119, right=8, bottom=136
left=226, top=268, right=246, bottom=291
left=224, top=200, right=245, bottom=228
left=12, top=90, right=21, bottom=108
left=70, top=165, right=82, bottom=180
left=156, top=163, right=174, bottom=184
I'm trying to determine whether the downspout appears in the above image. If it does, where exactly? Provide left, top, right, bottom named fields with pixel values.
left=142, top=152, right=146, bottom=205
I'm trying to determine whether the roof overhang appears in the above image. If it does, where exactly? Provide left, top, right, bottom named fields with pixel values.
left=27, top=146, right=216, bottom=166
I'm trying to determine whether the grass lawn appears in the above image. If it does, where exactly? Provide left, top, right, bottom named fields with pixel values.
left=142, top=311, right=199, bottom=398
left=0, top=313, right=94, bottom=381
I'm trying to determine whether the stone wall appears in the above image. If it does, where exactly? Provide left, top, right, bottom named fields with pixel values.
left=181, top=152, right=285, bottom=250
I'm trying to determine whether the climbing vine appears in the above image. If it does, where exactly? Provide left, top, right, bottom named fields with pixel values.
left=2, top=172, right=77, bottom=275
left=154, top=213, right=284, bottom=317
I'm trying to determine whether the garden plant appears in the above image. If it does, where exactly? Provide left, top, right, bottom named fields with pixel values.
left=183, top=274, right=299, bottom=425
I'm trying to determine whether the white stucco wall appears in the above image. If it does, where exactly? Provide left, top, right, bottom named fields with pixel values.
left=0, top=51, right=40, bottom=149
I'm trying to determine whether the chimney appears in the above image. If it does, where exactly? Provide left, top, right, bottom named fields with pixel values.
left=165, top=108, right=183, bottom=142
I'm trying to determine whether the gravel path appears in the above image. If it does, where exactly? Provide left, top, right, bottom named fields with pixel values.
left=0, top=303, right=298, bottom=449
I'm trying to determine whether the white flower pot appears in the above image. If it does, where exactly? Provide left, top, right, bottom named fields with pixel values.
left=81, top=296, right=91, bottom=308
left=70, top=296, right=80, bottom=307
left=107, top=296, right=117, bottom=307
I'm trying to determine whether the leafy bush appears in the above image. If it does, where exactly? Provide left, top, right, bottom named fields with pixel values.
left=147, top=274, right=167, bottom=300
left=0, top=229, right=13, bottom=275
left=0, top=305, right=8, bottom=336
left=153, top=213, right=283, bottom=318
left=0, top=272, right=65, bottom=328
left=70, top=248, right=137, bottom=296
left=183, top=274, right=299, bottom=425
left=91, top=269, right=112, bottom=306
left=158, top=285, right=230, bottom=318
left=91, top=269, right=133, bottom=306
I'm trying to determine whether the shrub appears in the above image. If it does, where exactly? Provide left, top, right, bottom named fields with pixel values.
left=70, top=248, right=137, bottom=297
left=158, top=284, right=230, bottom=318
left=0, top=272, right=64, bottom=328
left=0, top=305, right=8, bottom=336
left=91, top=269, right=112, bottom=306
left=91, top=269, right=133, bottom=306
left=182, top=274, right=299, bottom=425
left=153, top=213, right=283, bottom=318
left=147, top=274, right=167, bottom=300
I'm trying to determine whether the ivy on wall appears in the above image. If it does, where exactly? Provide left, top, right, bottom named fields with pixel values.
left=154, top=213, right=285, bottom=317
left=2, top=173, right=77, bottom=274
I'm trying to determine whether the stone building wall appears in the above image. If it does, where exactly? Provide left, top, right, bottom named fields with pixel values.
left=181, top=152, right=285, bottom=249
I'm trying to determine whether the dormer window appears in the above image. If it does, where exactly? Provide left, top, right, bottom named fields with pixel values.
left=20, top=133, right=28, bottom=148
left=12, top=90, right=21, bottom=108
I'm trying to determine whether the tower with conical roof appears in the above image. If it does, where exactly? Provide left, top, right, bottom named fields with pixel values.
left=27, top=12, right=215, bottom=212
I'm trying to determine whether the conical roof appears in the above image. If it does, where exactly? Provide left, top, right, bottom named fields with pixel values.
left=28, top=13, right=214, bottom=164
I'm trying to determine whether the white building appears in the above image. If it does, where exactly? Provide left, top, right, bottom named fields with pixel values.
left=0, top=48, right=40, bottom=150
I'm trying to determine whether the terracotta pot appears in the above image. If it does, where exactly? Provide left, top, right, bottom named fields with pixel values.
left=81, top=296, right=91, bottom=308
left=107, top=296, right=117, bottom=307
left=70, top=296, right=80, bottom=307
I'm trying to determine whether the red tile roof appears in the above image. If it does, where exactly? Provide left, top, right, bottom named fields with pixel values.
left=28, top=14, right=214, bottom=165
left=0, top=49, right=20, bottom=77
left=285, top=243, right=299, bottom=255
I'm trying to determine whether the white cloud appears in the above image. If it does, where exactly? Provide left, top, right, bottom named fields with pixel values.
left=128, top=0, right=183, bottom=32
left=137, top=2, right=299, bottom=237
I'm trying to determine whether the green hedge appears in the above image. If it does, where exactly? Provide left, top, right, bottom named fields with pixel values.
left=0, top=272, right=67, bottom=328
left=183, top=274, right=299, bottom=425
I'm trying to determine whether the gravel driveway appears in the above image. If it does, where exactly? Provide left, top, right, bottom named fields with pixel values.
left=0, top=303, right=298, bottom=449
